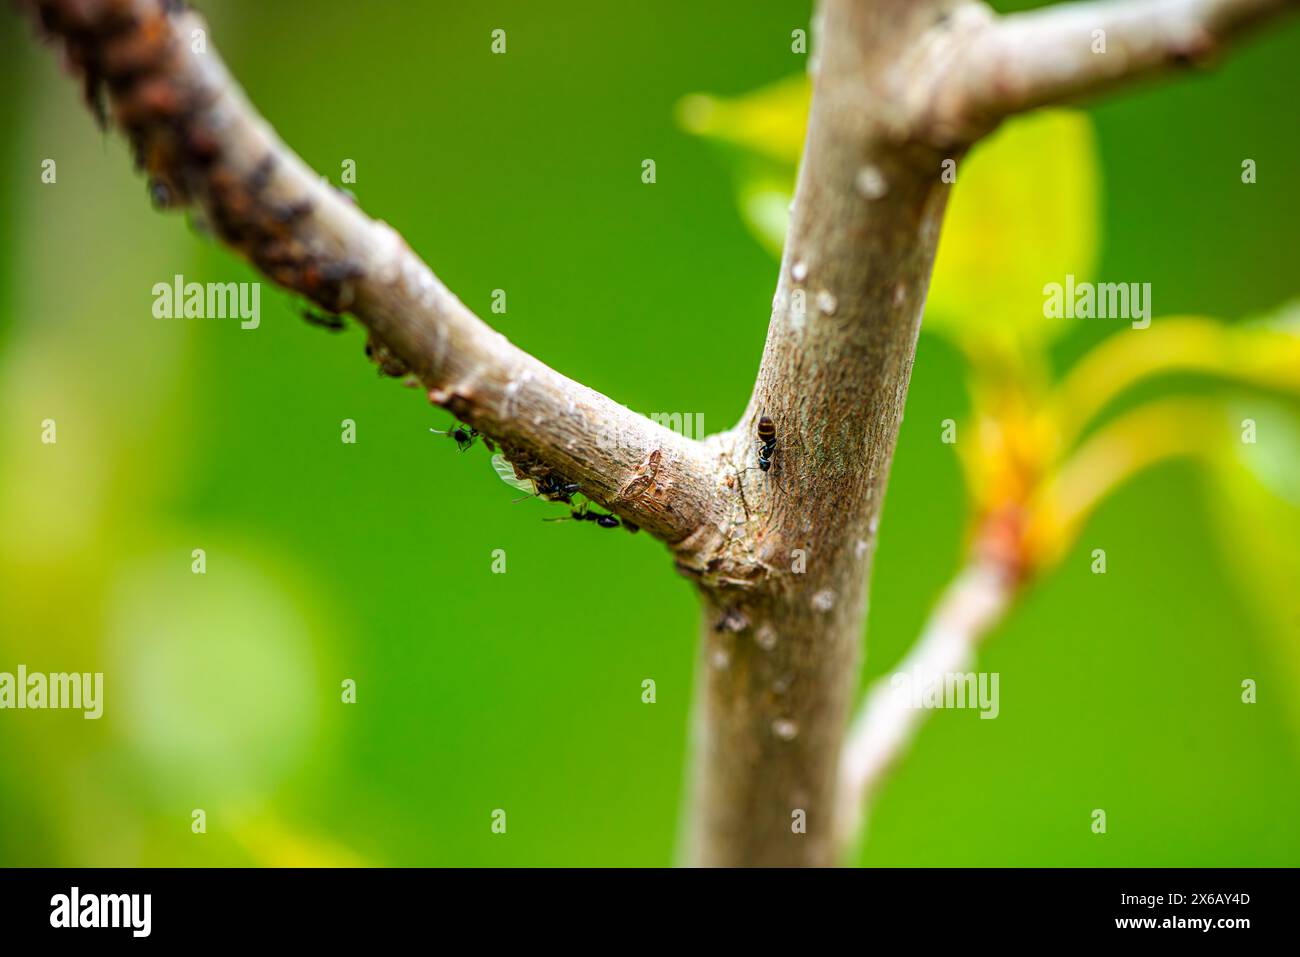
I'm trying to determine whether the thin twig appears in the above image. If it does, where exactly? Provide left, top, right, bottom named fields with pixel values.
left=915, top=0, right=1298, bottom=145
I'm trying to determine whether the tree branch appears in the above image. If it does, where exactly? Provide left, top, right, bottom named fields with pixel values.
left=684, top=0, right=958, bottom=867
left=20, top=0, right=719, bottom=545
left=917, top=0, right=1298, bottom=145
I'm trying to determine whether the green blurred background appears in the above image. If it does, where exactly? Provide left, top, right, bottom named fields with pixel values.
left=1, top=0, right=1297, bottom=866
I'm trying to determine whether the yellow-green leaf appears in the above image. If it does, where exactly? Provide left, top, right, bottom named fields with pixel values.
left=927, top=110, right=1100, bottom=350
left=676, top=74, right=810, bottom=168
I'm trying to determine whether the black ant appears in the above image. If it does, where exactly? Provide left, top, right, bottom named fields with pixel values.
left=545, top=503, right=625, bottom=530
left=756, top=414, right=777, bottom=471
left=532, top=474, right=580, bottom=503
left=301, top=307, right=346, bottom=332
left=430, top=423, right=480, bottom=452
left=492, top=454, right=578, bottom=503
left=735, top=413, right=784, bottom=518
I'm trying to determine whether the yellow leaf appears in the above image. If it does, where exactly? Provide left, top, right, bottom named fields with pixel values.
left=676, top=74, right=810, bottom=168
left=928, top=110, right=1100, bottom=349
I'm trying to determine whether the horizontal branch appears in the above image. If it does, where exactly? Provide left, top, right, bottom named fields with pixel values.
left=917, top=0, right=1298, bottom=145
left=22, top=0, right=718, bottom=544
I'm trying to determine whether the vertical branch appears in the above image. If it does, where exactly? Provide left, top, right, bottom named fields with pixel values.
left=684, top=0, right=960, bottom=867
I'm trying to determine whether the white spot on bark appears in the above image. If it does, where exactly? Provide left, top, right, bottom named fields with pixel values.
left=756, top=625, right=777, bottom=651
left=413, top=268, right=439, bottom=307
left=772, top=718, right=799, bottom=741
left=923, top=209, right=942, bottom=244
left=893, top=283, right=907, bottom=306
left=816, top=290, right=838, bottom=315
left=503, top=369, right=531, bottom=417
left=855, top=164, right=888, bottom=200
left=711, top=647, right=731, bottom=670
left=855, top=538, right=868, bottom=559
left=791, top=260, right=808, bottom=283
left=812, top=589, right=836, bottom=612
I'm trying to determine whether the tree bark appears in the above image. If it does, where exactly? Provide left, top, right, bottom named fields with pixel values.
left=679, top=0, right=958, bottom=867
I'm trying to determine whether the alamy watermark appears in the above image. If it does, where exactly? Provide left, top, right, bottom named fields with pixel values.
left=50, top=887, right=150, bottom=937
left=152, top=274, right=261, bottom=329
left=1043, top=274, right=1151, bottom=329
left=591, top=411, right=706, bottom=453
left=646, top=412, right=705, bottom=439
left=0, top=666, right=103, bottom=719
left=891, top=669, right=1000, bottom=719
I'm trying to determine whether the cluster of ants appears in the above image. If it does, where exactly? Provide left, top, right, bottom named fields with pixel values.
left=429, top=420, right=639, bottom=533
left=298, top=305, right=639, bottom=532
left=300, top=306, right=784, bottom=531
left=431, top=412, right=784, bottom=533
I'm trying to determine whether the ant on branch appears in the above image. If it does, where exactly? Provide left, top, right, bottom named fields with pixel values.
left=491, top=454, right=578, bottom=502
left=755, top=414, right=777, bottom=471
left=532, top=473, right=581, bottom=503
left=300, top=307, right=346, bottom=332
left=735, top=413, right=785, bottom=519
left=487, top=454, right=638, bottom=532
left=430, top=422, right=483, bottom=453
left=545, top=503, right=638, bottom=532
